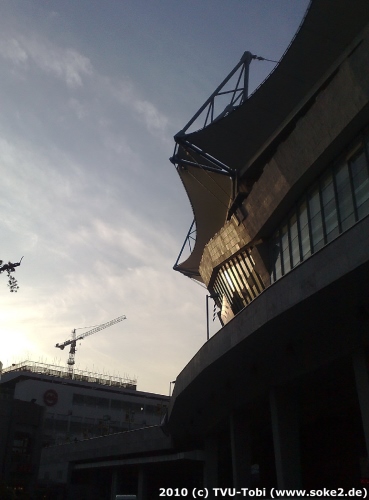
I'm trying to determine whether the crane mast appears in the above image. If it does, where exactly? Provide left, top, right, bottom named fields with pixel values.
left=55, top=315, right=126, bottom=375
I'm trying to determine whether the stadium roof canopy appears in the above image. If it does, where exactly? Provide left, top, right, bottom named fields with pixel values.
left=172, top=0, right=369, bottom=281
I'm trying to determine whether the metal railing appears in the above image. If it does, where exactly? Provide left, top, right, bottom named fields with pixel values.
left=3, top=360, right=137, bottom=390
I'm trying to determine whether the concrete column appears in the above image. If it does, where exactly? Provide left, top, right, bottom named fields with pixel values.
left=230, top=411, right=252, bottom=487
left=138, top=465, right=148, bottom=500
left=110, top=468, right=118, bottom=500
left=270, top=386, right=302, bottom=488
left=203, top=435, right=218, bottom=491
left=353, top=347, right=369, bottom=456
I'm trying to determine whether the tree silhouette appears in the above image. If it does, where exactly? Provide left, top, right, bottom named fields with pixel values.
left=0, top=257, right=23, bottom=292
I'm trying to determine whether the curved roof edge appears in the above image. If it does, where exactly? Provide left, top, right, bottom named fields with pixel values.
left=173, top=0, right=369, bottom=279
left=174, top=160, right=232, bottom=282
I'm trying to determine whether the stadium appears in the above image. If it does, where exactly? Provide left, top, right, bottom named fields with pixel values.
left=10, top=0, right=369, bottom=495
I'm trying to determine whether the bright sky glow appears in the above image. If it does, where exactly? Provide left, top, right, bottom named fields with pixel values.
left=0, top=0, right=309, bottom=394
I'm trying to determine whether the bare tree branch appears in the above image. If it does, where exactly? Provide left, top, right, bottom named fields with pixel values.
left=0, top=257, right=23, bottom=292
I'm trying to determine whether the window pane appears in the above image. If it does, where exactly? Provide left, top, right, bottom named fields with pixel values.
left=240, top=253, right=262, bottom=296
left=214, top=279, right=230, bottom=310
left=281, top=223, right=291, bottom=274
left=44, top=414, right=55, bottom=431
left=335, top=160, right=355, bottom=230
left=298, top=200, right=311, bottom=259
left=223, top=268, right=235, bottom=292
left=72, top=393, right=84, bottom=406
left=111, top=399, right=123, bottom=410
left=350, top=149, right=369, bottom=219
left=229, top=262, right=248, bottom=306
left=234, top=258, right=253, bottom=301
left=321, top=172, right=339, bottom=243
left=270, top=231, right=282, bottom=282
left=219, top=270, right=234, bottom=306
left=96, top=397, right=109, bottom=408
left=55, top=415, right=68, bottom=432
left=224, top=263, right=246, bottom=311
left=70, top=416, right=83, bottom=434
left=219, top=266, right=243, bottom=313
left=227, top=262, right=249, bottom=306
left=289, top=212, right=300, bottom=267
left=309, top=186, right=324, bottom=252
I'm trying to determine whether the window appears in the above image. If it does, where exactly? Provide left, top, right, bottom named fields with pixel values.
left=350, top=149, right=369, bottom=219
left=308, top=186, right=324, bottom=252
left=298, top=200, right=311, bottom=259
left=54, top=415, right=68, bottom=432
left=281, top=223, right=291, bottom=274
left=321, top=172, right=339, bottom=243
left=72, top=393, right=84, bottom=406
left=289, top=213, right=300, bottom=268
left=213, top=249, right=265, bottom=314
left=335, top=160, right=355, bottom=231
left=12, top=433, right=31, bottom=458
left=72, top=393, right=109, bottom=408
left=270, top=231, right=282, bottom=283
left=69, top=416, right=83, bottom=434
left=270, top=128, right=369, bottom=282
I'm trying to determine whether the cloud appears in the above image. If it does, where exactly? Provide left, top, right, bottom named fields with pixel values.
left=0, top=37, right=28, bottom=65
left=27, top=41, right=92, bottom=88
left=134, top=99, right=169, bottom=138
left=0, top=34, right=93, bottom=88
left=0, top=27, right=171, bottom=144
left=0, top=20, right=201, bottom=393
left=102, top=76, right=171, bottom=144
left=68, top=98, right=88, bottom=120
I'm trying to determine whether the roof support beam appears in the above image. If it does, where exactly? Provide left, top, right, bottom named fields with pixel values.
left=175, top=51, right=254, bottom=134
left=175, top=138, right=235, bottom=177
left=170, top=156, right=232, bottom=176
left=173, top=219, right=196, bottom=270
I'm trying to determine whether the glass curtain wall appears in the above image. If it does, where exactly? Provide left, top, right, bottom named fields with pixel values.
left=213, top=248, right=265, bottom=314
left=271, top=129, right=369, bottom=283
left=210, top=128, right=369, bottom=316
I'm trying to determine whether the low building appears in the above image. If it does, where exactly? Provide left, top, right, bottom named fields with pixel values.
left=1, top=361, right=169, bottom=446
left=0, top=384, right=44, bottom=496
left=0, top=361, right=169, bottom=497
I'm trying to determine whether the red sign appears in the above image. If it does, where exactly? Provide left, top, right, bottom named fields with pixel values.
left=43, top=389, right=58, bottom=406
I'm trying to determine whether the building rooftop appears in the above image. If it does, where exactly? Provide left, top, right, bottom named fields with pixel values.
left=1, top=360, right=137, bottom=390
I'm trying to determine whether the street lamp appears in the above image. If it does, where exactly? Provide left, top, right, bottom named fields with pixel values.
left=206, top=293, right=219, bottom=341
left=169, top=380, right=176, bottom=397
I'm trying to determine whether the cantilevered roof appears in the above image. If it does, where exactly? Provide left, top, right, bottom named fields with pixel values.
left=173, top=0, right=369, bottom=280
left=174, top=163, right=232, bottom=279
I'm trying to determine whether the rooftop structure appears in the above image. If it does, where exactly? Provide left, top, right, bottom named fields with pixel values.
left=2, top=360, right=136, bottom=390
left=1, top=361, right=168, bottom=451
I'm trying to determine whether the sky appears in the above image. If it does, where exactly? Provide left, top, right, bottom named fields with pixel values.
left=0, top=0, right=309, bottom=395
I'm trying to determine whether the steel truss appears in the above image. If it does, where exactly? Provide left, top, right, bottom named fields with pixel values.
left=177, top=51, right=254, bottom=136
left=172, top=51, right=278, bottom=273
left=173, top=219, right=197, bottom=272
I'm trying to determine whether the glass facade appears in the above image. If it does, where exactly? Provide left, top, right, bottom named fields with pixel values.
left=213, top=248, right=265, bottom=315
left=72, top=392, right=166, bottom=417
left=44, top=397, right=168, bottom=444
left=210, top=128, right=369, bottom=317
left=271, top=129, right=369, bottom=283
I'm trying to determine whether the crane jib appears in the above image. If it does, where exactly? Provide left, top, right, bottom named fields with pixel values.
left=55, top=315, right=127, bottom=372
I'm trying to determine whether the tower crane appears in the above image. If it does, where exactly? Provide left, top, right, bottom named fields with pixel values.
left=55, top=315, right=126, bottom=375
